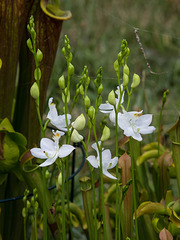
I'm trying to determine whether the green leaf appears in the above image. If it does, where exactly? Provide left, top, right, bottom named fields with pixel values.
left=136, top=201, right=167, bottom=218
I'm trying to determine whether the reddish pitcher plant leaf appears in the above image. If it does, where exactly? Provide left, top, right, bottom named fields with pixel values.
left=159, top=228, right=173, bottom=240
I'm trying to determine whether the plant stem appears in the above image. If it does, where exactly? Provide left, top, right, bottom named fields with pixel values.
left=61, top=160, right=66, bottom=239
left=129, top=137, right=139, bottom=240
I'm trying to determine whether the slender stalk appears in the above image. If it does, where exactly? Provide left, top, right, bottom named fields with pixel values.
left=61, top=159, right=66, bottom=239
left=129, top=137, right=139, bottom=240
left=24, top=217, right=27, bottom=240
left=92, top=126, right=106, bottom=239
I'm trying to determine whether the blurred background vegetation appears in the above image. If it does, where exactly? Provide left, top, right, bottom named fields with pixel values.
left=47, top=0, right=180, bottom=135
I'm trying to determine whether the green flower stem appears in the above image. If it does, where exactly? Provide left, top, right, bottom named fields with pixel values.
left=61, top=159, right=66, bottom=239
left=115, top=106, right=120, bottom=240
left=24, top=217, right=27, bottom=240
left=126, top=88, right=133, bottom=112
left=129, top=137, right=139, bottom=240
left=34, top=99, right=48, bottom=240
left=82, top=138, right=97, bottom=240
left=92, top=125, right=106, bottom=239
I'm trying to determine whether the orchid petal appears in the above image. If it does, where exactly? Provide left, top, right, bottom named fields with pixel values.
left=39, top=154, right=58, bottom=167
left=108, top=157, right=118, bottom=169
left=30, top=148, right=47, bottom=159
left=58, top=144, right=75, bottom=158
left=103, top=169, right=117, bottom=179
left=40, top=138, right=55, bottom=151
left=87, top=155, right=99, bottom=168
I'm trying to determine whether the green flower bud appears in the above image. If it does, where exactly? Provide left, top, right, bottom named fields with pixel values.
left=68, top=63, right=74, bottom=76
left=62, top=47, right=66, bottom=57
left=62, top=88, right=70, bottom=103
left=27, top=38, right=33, bottom=52
left=26, top=200, right=31, bottom=209
left=22, top=208, right=27, bottom=218
left=88, top=106, right=95, bottom=120
left=71, top=129, right=83, bottom=143
left=108, top=90, right=116, bottom=106
left=58, top=75, right=65, bottom=90
left=84, top=95, right=91, bottom=108
left=45, top=170, right=50, bottom=179
left=123, top=73, right=129, bottom=87
left=34, top=68, right=41, bottom=81
left=114, top=59, right=119, bottom=73
left=31, top=28, right=36, bottom=40
left=123, top=64, right=129, bottom=76
left=56, top=172, right=62, bottom=191
left=30, top=82, right=39, bottom=99
left=36, top=49, right=43, bottom=63
left=98, top=84, right=103, bottom=95
left=72, top=114, right=86, bottom=131
left=97, top=95, right=102, bottom=107
left=79, top=85, right=84, bottom=96
left=131, top=73, right=140, bottom=88
left=100, top=125, right=110, bottom=142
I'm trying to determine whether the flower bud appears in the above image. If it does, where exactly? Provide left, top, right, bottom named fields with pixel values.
left=84, top=95, right=91, bottom=108
left=71, top=129, right=83, bottom=143
left=56, top=172, right=62, bottom=191
left=58, top=75, right=65, bottom=90
left=34, top=67, right=41, bottom=81
left=62, top=88, right=70, bottom=103
left=72, top=114, right=86, bottom=131
left=114, top=59, right=119, bottom=73
left=68, top=63, right=74, bottom=76
left=98, top=84, right=103, bottom=95
left=123, top=73, right=129, bottom=87
left=30, top=82, right=39, bottom=99
left=88, top=106, right=95, bottom=120
left=36, top=49, right=43, bottom=63
left=100, top=125, right=110, bottom=142
left=131, top=73, right=140, bottom=88
left=79, top=85, right=84, bottom=96
left=45, top=170, right=50, bottom=179
left=27, top=38, right=33, bottom=52
left=108, top=90, right=116, bottom=106
left=123, top=64, right=129, bottom=76
left=62, top=47, right=66, bottom=57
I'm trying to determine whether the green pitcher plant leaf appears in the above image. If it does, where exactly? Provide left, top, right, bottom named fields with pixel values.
left=168, top=116, right=180, bottom=195
left=0, top=118, right=27, bottom=173
left=136, top=201, right=167, bottom=218
left=40, top=0, right=72, bottom=20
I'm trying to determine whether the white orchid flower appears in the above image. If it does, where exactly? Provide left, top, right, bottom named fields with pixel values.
left=118, top=110, right=156, bottom=141
left=87, top=142, right=118, bottom=179
left=47, top=97, right=71, bottom=131
left=30, top=130, right=75, bottom=167
left=99, top=85, right=124, bottom=124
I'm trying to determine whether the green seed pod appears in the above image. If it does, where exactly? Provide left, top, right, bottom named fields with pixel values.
left=30, top=82, right=39, bottom=100
left=131, top=73, right=140, bottom=88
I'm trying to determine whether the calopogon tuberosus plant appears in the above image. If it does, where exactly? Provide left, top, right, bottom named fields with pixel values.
left=1, top=6, right=180, bottom=240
